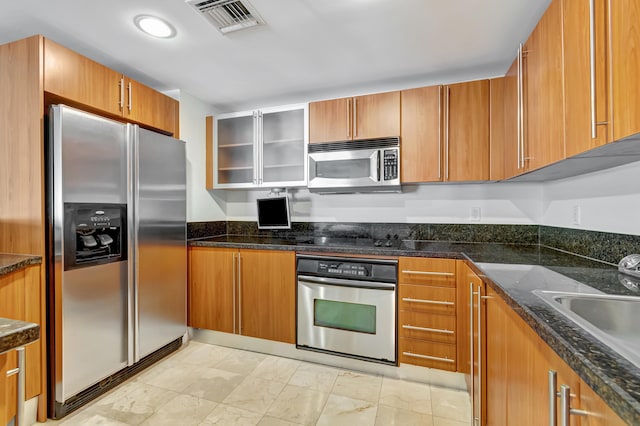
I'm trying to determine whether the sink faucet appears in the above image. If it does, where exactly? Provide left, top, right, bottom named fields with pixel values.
left=618, top=254, right=640, bottom=278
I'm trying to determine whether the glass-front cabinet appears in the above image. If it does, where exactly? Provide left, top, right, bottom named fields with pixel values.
left=214, top=104, right=308, bottom=188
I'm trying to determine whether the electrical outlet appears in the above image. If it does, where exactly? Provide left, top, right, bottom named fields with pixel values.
left=471, top=207, right=481, bottom=221
left=573, top=205, right=581, bottom=225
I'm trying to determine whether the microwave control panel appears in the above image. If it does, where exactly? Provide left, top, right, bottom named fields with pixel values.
left=383, top=149, right=398, bottom=181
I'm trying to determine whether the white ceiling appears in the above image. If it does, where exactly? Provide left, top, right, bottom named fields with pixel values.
left=0, top=0, right=551, bottom=112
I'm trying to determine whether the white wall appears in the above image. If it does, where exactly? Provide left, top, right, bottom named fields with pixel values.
left=224, top=183, right=543, bottom=225
left=178, top=91, right=227, bottom=222
left=542, top=161, right=640, bottom=236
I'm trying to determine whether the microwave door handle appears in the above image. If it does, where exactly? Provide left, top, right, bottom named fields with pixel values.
left=370, top=150, right=380, bottom=182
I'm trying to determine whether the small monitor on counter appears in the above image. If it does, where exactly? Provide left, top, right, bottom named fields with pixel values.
left=257, top=195, right=291, bottom=230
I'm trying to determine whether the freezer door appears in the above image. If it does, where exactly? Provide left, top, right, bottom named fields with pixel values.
left=133, top=127, right=187, bottom=361
left=49, top=106, right=130, bottom=402
left=52, top=105, right=128, bottom=204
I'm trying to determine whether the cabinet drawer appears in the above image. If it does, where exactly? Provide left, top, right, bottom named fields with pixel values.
left=399, top=310, right=456, bottom=343
left=398, top=257, right=456, bottom=287
left=399, top=285, right=456, bottom=314
left=399, top=338, right=456, bottom=371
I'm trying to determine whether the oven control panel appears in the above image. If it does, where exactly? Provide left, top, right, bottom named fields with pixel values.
left=318, top=261, right=369, bottom=277
left=297, top=255, right=398, bottom=283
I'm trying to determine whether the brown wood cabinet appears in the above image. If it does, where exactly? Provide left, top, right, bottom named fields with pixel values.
left=188, top=247, right=296, bottom=344
left=0, top=265, right=44, bottom=425
left=188, top=247, right=235, bottom=333
left=523, top=0, right=566, bottom=172
left=562, top=0, right=610, bottom=156
left=610, top=0, right=640, bottom=142
left=309, top=91, right=400, bottom=143
left=489, top=59, right=520, bottom=180
left=400, top=85, right=443, bottom=182
left=43, top=38, right=179, bottom=136
left=445, top=80, right=490, bottom=181
left=456, top=262, right=486, bottom=425
left=398, top=257, right=457, bottom=371
left=484, top=285, right=626, bottom=426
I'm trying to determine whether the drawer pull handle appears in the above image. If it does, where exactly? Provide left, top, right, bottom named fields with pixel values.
left=402, top=325, right=454, bottom=334
left=402, top=270, right=454, bottom=277
left=402, top=298, right=454, bottom=306
left=403, top=352, right=455, bottom=363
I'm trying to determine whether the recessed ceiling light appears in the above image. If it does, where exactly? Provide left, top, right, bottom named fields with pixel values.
left=134, top=15, right=176, bottom=39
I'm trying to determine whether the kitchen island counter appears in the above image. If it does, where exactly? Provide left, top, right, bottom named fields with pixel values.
left=189, top=235, right=639, bottom=424
left=0, top=254, right=41, bottom=278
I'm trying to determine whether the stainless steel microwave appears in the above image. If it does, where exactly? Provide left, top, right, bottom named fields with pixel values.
left=307, top=138, right=401, bottom=193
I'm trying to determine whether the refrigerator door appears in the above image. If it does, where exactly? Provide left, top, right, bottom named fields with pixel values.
left=132, top=127, right=187, bottom=361
left=49, top=105, right=130, bottom=403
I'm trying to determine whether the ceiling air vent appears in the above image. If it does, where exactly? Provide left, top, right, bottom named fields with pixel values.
left=187, top=0, right=265, bottom=35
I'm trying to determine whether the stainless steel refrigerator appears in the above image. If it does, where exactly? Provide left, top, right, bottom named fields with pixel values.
left=47, top=105, right=187, bottom=418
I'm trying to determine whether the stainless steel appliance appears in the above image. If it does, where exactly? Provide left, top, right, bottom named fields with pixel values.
left=47, top=105, right=186, bottom=418
left=296, top=255, right=397, bottom=364
left=307, top=137, right=401, bottom=193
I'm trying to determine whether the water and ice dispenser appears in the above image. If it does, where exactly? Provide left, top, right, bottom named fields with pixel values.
left=64, top=203, right=126, bottom=269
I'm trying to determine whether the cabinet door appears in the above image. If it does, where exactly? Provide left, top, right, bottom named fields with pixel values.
left=490, top=61, right=520, bottom=180
left=610, top=0, right=640, bottom=141
left=309, top=98, right=351, bottom=143
left=446, top=80, right=490, bottom=181
left=261, top=106, right=307, bottom=186
left=400, top=86, right=442, bottom=183
left=125, top=77, right=179, bottom=136
left=353, top=91, right=401, bottom=140
left=215, top=112, right=256, bottom=187
left=43, top=38, right=122, bottom=117
left=238, top=250, right=295, bottom=343
left=188, top=247, right=235, bottom=333
left=524, top=0, right=565, bottom=171
left=563, top=0, right=610, bottom=157
left=485, top=287, right=509, bottom=426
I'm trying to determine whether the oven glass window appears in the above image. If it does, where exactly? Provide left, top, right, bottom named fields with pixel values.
left=316, top=159, right=370, bottom=179
left=313, top=299, right=376, bottom=334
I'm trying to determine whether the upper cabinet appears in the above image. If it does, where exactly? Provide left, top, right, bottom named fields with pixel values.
left=563, top=0, right=640, bottom=151
left=43, top=38, right=179, bottom=136
left=309, top=91, right=400, bottom=143
left=400, top=86, right=442, bottom=183
left=610, top=0, right=640, bottom=141
left=211, top=104, right=308, bottom=189
left=523, top=0, right=566, bottom=172
left=400, top=81, right=489, bottom=184
left=445, top=80, right=490, bottom=182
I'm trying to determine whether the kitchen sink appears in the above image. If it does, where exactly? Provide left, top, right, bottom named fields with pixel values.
left=533, top=290, right=640, bottom=368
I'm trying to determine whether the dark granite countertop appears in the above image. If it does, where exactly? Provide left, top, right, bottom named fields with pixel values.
left=189, top=235, right=639, bottom=424
left=0, top=253, right=42, bottom=277
left=0, top=318, right=39, bottom=354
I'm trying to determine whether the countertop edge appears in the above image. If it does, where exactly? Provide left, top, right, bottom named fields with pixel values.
left=0, top=254, right=42, bottom=278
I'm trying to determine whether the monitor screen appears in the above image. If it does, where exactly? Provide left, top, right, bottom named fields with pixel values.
left=257, top=196, right=291, bottom=230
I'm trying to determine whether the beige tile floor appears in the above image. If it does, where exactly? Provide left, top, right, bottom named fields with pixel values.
left=46, top=341, right=472, bottom=426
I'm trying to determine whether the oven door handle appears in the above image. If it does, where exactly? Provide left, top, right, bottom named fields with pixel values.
left=298, top=275, right=396, bottom=290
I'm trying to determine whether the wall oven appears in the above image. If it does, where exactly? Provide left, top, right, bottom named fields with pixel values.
left=296, top=254, right=397, bottom=364
left=307, top=137, right=400, bottom=193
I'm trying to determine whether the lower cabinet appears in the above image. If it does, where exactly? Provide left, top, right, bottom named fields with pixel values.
left=457, top=262, right=487, bottom=426
left=188, top=247, right=295, bottom=344
left=397, top=257, right=457, bottom=371
left=484, top=285, right=626, bottom=426
left=0, top=265, right=44, bottom=424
